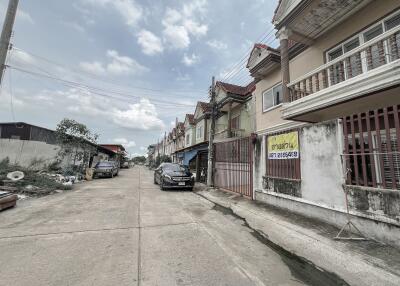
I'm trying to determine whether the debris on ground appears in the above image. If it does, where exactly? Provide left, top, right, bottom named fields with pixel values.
left=7, top=171, right=25, bottom=181
left=0, top=158, right=82, bottom=198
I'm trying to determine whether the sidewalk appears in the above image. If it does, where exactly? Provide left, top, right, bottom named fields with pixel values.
left=194, top=186, right=400, bottom=286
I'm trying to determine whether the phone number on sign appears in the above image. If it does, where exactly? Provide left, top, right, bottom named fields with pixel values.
left=268, top=151, right=299, bottom=159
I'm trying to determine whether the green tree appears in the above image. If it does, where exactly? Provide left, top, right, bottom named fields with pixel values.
left=55, top=118, right=99, bottom=172
left=132, top=156, right=146, bottom=164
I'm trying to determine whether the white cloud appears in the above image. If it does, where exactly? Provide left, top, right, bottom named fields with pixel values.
left=206, top=39, right=228, bottom=50
left=79, top=50, right=148, bottom=76
left=79, top=61, right=106, bottom=76
left=137, top=30, right=164, bottom=55
left=163, top=25, right=190, bottom=49
left=112, top=98, right=165, bottom=130
left=82, top=0, right=143, bottom=27
left=183, top=19, right=207, bottom=37
left=162, top=1, right=208, bottom=50
left=140, top=146, right=147, bottom=151
left=62, top=21, right=86, bottom=33
left=17, top=10, right=34, bottom=24
left=106, top=50, right=148, bottom=75
left=31, top=88, right=165, bottom=131
left=10, top=50, right=36, bottom=65
left=113, top=138, right=136, bottom=148
left=182, top=53, right=199, bottom=66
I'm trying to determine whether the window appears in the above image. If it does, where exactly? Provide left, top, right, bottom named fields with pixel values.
left=186, top=134, right=190, bottom=145
left=385, top=12, right=400, bottom=31
left=326, top=10, right=400, bottom=83
left=196, top=125, right=203, bottom=139
left=262, top=84, right=282, bottom=112
left=230, top=116, right=240, bottom=130
left=328, top=47, right=343, bottom=61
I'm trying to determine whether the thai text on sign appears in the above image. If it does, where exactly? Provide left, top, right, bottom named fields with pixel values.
left=267, top=131, right=299, bottom=159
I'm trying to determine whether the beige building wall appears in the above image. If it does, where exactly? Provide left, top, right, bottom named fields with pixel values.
left=254, top=68, right=293, bottom=132
left=289, top=0, right=400, bottom=80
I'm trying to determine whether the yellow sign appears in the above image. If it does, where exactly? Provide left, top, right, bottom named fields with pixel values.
left=267, top=131, right=299, bottom=159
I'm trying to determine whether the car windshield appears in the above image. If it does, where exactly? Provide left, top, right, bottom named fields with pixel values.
left=163, top=164, right=187, bottom=172
left=96, top=162, right=113, bottom=167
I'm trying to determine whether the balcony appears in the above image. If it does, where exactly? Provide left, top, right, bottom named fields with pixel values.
left=282, top=26, right=400, bottom=122
left=214, top=128, right=245, bottom=142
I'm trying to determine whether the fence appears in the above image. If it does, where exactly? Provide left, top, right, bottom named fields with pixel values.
left=342, top=105, right=400, bottom=189
left=214, top=137, right=253, bottom=198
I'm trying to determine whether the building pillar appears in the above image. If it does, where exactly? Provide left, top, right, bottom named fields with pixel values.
left=227, top=101, right=232, bottom=138
left=278, top=27, right=291, bottom=103
left=195, top=152, right=200, bottom=182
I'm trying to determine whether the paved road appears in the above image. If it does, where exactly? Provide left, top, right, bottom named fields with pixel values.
left=0, top=167, right=337, bottom=286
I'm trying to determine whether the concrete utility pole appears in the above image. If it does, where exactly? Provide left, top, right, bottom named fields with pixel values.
left=207, top=76, right=216, bottom=187
left=0, top=0, right=19, bottom=87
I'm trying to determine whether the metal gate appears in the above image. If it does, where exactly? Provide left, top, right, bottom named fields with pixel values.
left=213, top=137, right=253, bottom=198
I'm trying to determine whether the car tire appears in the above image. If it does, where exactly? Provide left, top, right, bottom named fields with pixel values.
left=116, top=172, right=119, bottom=176
left=159, top=179, right=164, bottom=190
left=110, top=173, right=114, bottom=178
left=188, top=187, right=194, bottom=192
left=154, top=176, right=158, bottom=185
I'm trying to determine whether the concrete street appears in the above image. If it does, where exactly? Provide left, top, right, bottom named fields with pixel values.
left=0, top=167, right=346, bottom=286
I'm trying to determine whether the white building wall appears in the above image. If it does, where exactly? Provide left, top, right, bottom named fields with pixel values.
left=0, top=139, right=60, bottom=168
left=299, top=121, right=346, bottom=209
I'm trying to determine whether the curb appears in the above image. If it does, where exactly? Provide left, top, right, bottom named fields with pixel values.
left=194, top=189, right=400, bottom=286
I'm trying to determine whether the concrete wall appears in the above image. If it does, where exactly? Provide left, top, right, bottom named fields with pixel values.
left=299, top=121, right=346, bottom=209
left=289, top=0, right=400, bottom=80
left=0, top=139, right=60, bottom=168
left=252, top=120, right=400, bottom=246
left=256, top=121, right=345, bottom=209
left=255, top=190, right=400, bottom=247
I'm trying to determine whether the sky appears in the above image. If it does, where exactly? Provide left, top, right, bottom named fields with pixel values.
left=0, top=0, right=279, bottom=157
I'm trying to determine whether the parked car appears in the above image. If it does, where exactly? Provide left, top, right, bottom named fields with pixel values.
left=93, top=161, right=119, bottom=178
left=121, top=161, right=130, bottom=169
left=154, top=163, right=194, bottom=191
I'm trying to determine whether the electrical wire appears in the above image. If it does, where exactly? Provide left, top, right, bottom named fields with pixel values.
left=11, top=47, right=208, bottom=97
left=7, top=65, right=199, bottom=108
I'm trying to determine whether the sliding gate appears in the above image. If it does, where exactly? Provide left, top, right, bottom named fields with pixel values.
left=214, top=137, right=253, bottom=198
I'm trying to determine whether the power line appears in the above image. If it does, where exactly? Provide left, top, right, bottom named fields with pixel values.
left=221, top=26, right=276, bottom=82
left=7, top=65, right=199, bottom=108
left=11, top=47, right=208, bottom=97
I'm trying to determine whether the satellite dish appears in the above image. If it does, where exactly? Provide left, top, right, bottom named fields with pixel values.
left=7, top=171, right=25, bottom=181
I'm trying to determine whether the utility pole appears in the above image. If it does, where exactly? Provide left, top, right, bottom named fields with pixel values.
left=0, top=0, right=19, bottom=86
left=207, top=76, right=216, bottom=187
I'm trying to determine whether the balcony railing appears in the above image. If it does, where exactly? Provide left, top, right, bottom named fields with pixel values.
left=288, top=26, right=400, bottom=102
left=215, top=128, right=245, bottom=139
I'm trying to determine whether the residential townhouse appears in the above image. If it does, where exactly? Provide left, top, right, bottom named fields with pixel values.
left=210, top=81, right=256, bottom=196
left=213, top=81, right=255, bottom=142
left=173, top=122, right=185, bottom=164
left=248, top=0, right=400, bottom=246
left=182, top=102, right=211, bottom=182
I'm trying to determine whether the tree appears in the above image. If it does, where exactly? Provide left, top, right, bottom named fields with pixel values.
left=55, top=118, right=99, bottom=172
left=132, top=156, right=146, bottom=164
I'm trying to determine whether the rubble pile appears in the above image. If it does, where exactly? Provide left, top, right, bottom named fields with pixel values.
left=0, top=158, right=81, bottom=197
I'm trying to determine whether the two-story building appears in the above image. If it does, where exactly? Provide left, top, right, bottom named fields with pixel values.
left=173, top=121, right=185, bottom=164
left=213, top=81, right=255, bottom=142
left=179, top=103, right=211, bottom=182
left=210, top=81, right=256, bottom=196
left=249, top=0, right=400, bottom=246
